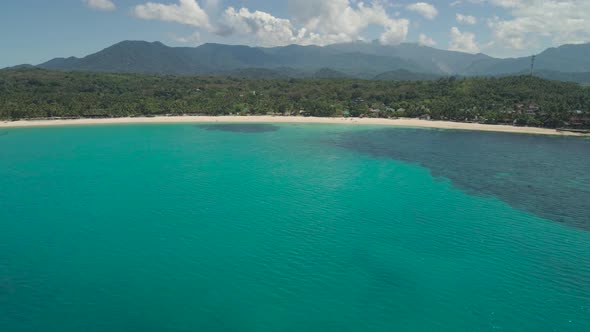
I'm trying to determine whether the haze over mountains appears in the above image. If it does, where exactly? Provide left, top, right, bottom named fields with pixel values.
left=11, top=40, right=590, bottom=83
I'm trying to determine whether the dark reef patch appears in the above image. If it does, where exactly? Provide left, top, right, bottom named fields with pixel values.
left=335, top=128, right=590, bottom=230
left=0, top=131, right=8, bottom=137
left=196, top=124, right=280, bottom=133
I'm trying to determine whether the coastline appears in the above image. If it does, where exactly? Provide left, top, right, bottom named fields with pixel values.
left=0, top=116, right=586, bottom=136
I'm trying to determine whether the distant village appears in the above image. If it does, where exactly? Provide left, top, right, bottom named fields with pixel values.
left=225, top=90, right=590, bottom=130
left=337, top=102, right=590, bottom=130
left=275, top=102, right=590, bottom=131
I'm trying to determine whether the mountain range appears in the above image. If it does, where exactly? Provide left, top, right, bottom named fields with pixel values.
left=8, top=40, right=590, bottom=83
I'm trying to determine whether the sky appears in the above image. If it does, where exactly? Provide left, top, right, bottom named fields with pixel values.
left=1, top=0, right=590, bottom=68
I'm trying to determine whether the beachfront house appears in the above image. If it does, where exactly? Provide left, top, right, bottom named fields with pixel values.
left=568, top=110, right=590, bottom=128
left=368, top=108, right=381, bottom=117
left=527, top=103, right=540, bottom=115
left=515, top=103, right=540, bottom=115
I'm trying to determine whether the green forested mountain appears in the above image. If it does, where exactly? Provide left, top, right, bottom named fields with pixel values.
left=325, top=41, right=492, bottom=74
left=313, top=68, right=349, bottom=79
left=465, top=43, right=590, bottom=75
left=27, top=40, right=590, bottom=81
left=533, top=70, right=590, bottom=85
left=40, top=41, right=275, bottom=75
left=1, top=68, right=589, bottom=129
left=37, top=41, right=422, bottom=78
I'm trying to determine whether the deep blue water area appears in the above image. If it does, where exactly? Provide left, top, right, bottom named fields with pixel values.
left=335, top=128, right=590, bottom=230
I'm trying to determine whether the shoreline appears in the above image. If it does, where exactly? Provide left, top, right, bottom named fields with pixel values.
left=0, top=116, right=587, bottom=136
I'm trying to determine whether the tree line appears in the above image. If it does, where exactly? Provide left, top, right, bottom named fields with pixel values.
left=1, top=68, right=589, bottom=128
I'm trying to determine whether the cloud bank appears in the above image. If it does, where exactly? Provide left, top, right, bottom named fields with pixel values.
left=119, top=0, right=590, bottom=56
left=487, top=0, right=590, bottom=52
left=133, top=0, right=410, bottom=47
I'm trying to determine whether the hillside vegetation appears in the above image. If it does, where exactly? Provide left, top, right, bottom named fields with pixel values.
left=1, top=68, right=589, bottom=128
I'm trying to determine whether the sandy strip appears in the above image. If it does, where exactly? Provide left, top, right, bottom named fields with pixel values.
left=0, top=116, right=586, bottom=136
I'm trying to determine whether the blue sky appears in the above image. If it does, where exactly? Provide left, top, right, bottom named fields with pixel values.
left=1, top=0, right=589, bottom=68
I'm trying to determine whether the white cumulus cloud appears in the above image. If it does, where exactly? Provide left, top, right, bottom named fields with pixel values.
left=220, top=2, right=410, bottom=47
left=85, top=0, right=116, bottom=11
left=287, top=0, right=410, bottom=45
left=222, top=7, right=299, bottom=46
left=487, top=0, right=590, bottom=52
left=134, top=0, right=211, bottom=30
left=379, top=22, right=410, bottom=46
left=449, top=26, right=480, bottom=53
left=418, top=33, right=437, bottom=47
left=406, top=2, right=438, bottom=20
left=133, top=0, right=411, bottom=47
left=456, top=13, right=477, bottom=25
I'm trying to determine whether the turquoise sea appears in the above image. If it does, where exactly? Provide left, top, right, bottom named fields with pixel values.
left=0, top=123, right=589, bottom=331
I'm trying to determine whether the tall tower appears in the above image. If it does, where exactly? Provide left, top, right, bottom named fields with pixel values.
left=530, top=55, right=536, bottom=76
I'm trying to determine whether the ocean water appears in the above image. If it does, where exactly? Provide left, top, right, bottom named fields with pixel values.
left=0, top=124, right=588, bottom=331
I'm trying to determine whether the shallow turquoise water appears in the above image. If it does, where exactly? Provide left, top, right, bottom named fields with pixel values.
left=0, top=124, right=589, bottom=331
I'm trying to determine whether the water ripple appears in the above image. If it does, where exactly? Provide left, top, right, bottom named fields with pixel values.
left=195, top=123, right=280, bottom=133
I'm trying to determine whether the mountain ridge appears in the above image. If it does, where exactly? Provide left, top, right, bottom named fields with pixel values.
left=21, top=40, right=590, bottom=83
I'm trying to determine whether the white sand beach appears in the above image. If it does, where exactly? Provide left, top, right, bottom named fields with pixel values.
left=0, top=116, right=586, bottom=136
